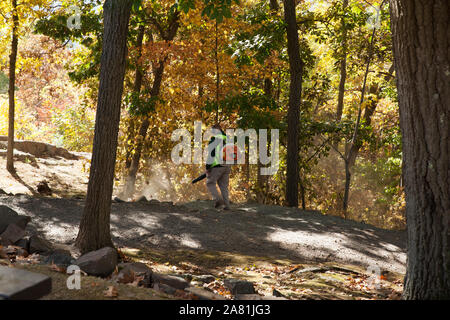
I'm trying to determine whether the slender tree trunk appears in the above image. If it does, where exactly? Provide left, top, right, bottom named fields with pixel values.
left=336, top=0, right=348, bottom=122
left=215, top=20, right=220, bottom=123
left=123, top=60, right=165, bottom=198
left=75, top=0, right=132, bottom=253
left=342, top=158, right=350, bottom=214
left=341, top=23, right=377, bottom=212
left=7, top=0, right=18, bottom=173
left=283, top=0, right=303, bottom=207
left=123, top=14, right=179, bottom=198
left=123, top=26, right=146, bottom=196
left=390, top=0, right=450, bottom=299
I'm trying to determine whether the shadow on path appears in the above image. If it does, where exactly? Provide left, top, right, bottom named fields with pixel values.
left=0, top=196, right=406, bottom=273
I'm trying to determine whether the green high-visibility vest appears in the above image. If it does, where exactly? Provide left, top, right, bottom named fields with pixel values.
left=210, top=133, right=227, bottom=168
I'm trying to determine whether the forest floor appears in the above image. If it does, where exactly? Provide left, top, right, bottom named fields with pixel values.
left=0, top=144, right=406, bottom=299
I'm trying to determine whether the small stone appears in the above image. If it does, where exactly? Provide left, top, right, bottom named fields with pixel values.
left=152, top=273, right=189, bottom=290
left=136, top=195, right=147, bottom=202
left=185, top=286, right=226, bottom=300
left=223, top=279, right=256, bottom=295
left=42, top=250, right=74, bottom=267
left=194, top=274, right=216, bottom=284
left=75, top=247, right=118, bottom=277
left=37, top=181, right=52, bottom=195
left=153, top=283, right=177, bottom=295
left=29, top=235, right=54, bottom=254
left=272, top=289, right=285, bottom=297
left=113, top=197, right=125, bottom=203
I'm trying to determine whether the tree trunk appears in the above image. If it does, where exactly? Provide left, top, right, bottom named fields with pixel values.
left=123, top=60, right=165, bottom=198
left=390, top=0, right=450, bottom=299
left=283, top=0, right=303, bottom=207
left=123, top=14, right=179, bottom=199
left=75, top=0, right=132, bottom=253
left=123, top=26, right=145, bottom=195
left=336, top=0, right=348, bottom=122
left=7, top=0, right=18, bottom=173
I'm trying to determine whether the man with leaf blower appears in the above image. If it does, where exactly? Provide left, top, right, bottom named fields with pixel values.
left=192, top=123, right=239, bottom=210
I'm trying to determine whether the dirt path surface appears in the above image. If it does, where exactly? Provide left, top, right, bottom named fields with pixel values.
left=0, top=195, right=406, bottom=274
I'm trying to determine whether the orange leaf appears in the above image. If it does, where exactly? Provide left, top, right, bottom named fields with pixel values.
left=104, top=286, right=118, bottom=298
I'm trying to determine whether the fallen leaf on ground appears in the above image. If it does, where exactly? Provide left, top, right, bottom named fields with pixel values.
left=104, top=286, right=118, bottom=298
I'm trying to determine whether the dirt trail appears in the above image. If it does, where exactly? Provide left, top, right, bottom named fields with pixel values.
left=0, top=195, right=406, bottom=274
left=0, top=141, right=406, bottom=275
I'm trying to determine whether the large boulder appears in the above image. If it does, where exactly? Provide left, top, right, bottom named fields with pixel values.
left=75, top=247, right=118, bottom=277
left=29, top=235, right=54, bottom=254
left=223, top=279, right=256, bottom=295
left=0, top=206, right=31, bottom=234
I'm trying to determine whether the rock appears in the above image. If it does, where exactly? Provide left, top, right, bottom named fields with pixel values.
left=0, top=188, right=6, bottom=194
left=272, top=288, right=285, bottom=298
left=0, top=206, right=31, bottom=234
left=0, top=265, right=52, bottom=300
left=185, top=286, right=226, bottom=300
left=235, top=294, right=288, bottom=300
left=42, top=249, right=74, bottom=267
left=75, top=247, right=118, bottom=277
left=172, top=273, right=192, bottom=281
left=136, top=195, right=147, bottom=202
left=36, top=181, right=52, bottom=195
left=113, top=196, right=125, bottom=203
left=116, top=262, right=152, bottom=287
left=193, top=274, right=216, bottom=284
left=14, top=238, right=29, bottom=251
left=148, top=199, right=160, bottom=205
left=0, top=223, right=25, bottom=246
left=153, top=283, right=177, bottom=295
left=223, top=279, right=256, bottom=295
left=151, top=273, right=189, bottom=290
left=29, top=235, right=54, bottom=254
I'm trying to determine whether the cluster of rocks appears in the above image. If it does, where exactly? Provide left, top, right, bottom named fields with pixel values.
left=1, top=204, right=285, bottom=300
left=0, top=205, right=74, bottom=266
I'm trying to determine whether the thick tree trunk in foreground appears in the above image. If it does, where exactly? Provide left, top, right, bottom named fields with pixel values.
left=7, top=0, right=18, bottom=173
left=390, top=0, right=450, bottom=299
left=76, top=0, right=132, bottom=253
left=284, top=0, right=303, bottom=207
